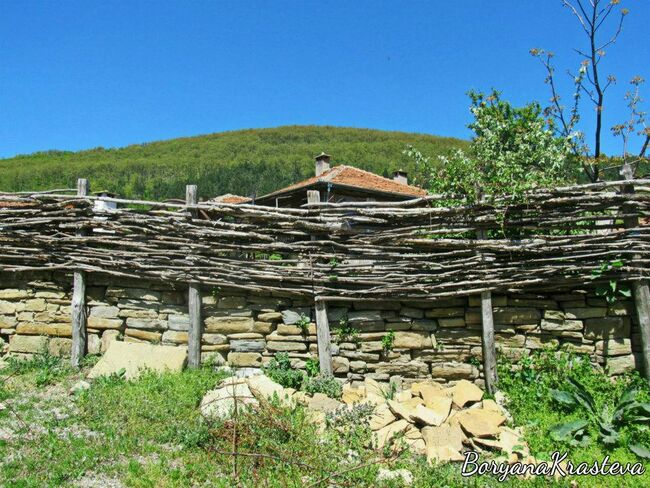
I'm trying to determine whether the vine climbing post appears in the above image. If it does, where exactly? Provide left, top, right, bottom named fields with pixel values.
left=621, top=164, right=650, bottom=382
left=186, top=184, right=202, bottom=368
left=71, top=178, right=88, bottom=368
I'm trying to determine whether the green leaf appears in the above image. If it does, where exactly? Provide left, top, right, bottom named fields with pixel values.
left=629, top=444, right=650, bottom=459
left=567, top=378, right=596, bottom=414
left=550, top=389, right=577, bottom=407
left=550, top=419, right=589, bottom=442
left=619, top=287, right=632, bottom=298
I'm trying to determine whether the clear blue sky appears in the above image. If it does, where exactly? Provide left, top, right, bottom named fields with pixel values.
left=1, top=0, right=648, bottom=158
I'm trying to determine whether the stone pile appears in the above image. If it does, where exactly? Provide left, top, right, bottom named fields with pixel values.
left=199, top=374, right=529, bottom=465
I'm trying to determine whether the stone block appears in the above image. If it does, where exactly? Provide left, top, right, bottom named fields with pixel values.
left=564, top=307, right=608, bottom=320
left=230, top=339, right=266, bottom=353
left=218, top=296, right=247, bottom=309
left=125, top=328, right=162, bottom=342
left=393, top=331, right=433, bottom=349
left=400, top=307, right=424, bottom=319
left=267, top=341, right=307, bottom=352
left=101, top=330, right=120, bottom=352
left=24, top=299, right=46, bottom=312
left=348, top=310, right=383, bottom=323
left=375, top=360, right=429, bottom=377
left=584, top=317, right=629, bottom=340
left=493, top=308, right=541, bottom=325
left=90, top=305, right=120, bottom=318
left=257, top=312, right=282, bottom=322
left=88, top=341, right=186, bottom=379
left=430, top=362, right=477, bottom=380
left=162, top=330, right=188, bottom=344
left=596, top=338, right=632, bottom=357
left=204, top=316, right=254, bottom=334
left=48, top=337, right=72, bottom=357
left=0, top=289, right=29, bottom=300
left=437, top=317, right=466, bottom=328
left=425, top=308, right=465, bottom=319
left=253, top=321, right=274, bottom=334
left=125, top=318, right=167, bottom=331
left=228, top=352, right=262, bottom=367
left=0, top=315, right=17, bottom=328
left=167, top=314, right=190, bottom=331
left=332, top=356, right=350, bottom=374
left=411, top=319, right=437, bottom=332
left=541, top=319, right=583, bottom=332
left=88, top=334, right=101, bottom=355
left=8, top=335, right=48, bottom=354
left=606, top=354, right=636, bottom=375
left=0, top=300, right=19, bottom=314
left=16, top=323, right=72, bottom=337
left=87, top=316, right=123, bottom=330
left=118, top=308, right=158, bottom=319
left=202, top=333, right=228, bottom=345
left=106, top=287, right=161, bottom=301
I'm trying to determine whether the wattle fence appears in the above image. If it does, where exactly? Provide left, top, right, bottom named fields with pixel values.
left=1, top=178, right=649, bottom=391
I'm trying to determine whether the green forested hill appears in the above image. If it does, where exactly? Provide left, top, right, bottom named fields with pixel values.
left=0, top=125, right=468, bottom=201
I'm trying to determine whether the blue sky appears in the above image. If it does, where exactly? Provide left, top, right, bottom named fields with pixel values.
left=0, top=0, right=648, bottom=158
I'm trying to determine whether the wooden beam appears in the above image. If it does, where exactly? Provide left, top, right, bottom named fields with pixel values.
left=308, top=190, right=333, bottom=374
left=186, top=185, right=202, bottom=368
left=315, top=300, right=333, bottom=375
left=621, top=164, right=650, bottom=382
left=478, top=229, right=497, bottom=394
left=71, top=178, right=88, bottom=368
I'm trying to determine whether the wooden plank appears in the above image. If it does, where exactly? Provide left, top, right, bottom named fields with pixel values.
left=477, top=229, right=497, bottom=394
left=71, top=178, right=88, bottom=368
left=315, top=300, right=333, bottom=375
left=186, top=185, right=202, bottom=368
left=621, top=164, right=650, bottom=381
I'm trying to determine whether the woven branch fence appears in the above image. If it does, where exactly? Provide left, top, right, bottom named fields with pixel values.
left=1, top=179, right=650, bottom=387
left=0, top=180, right=649, bottom=300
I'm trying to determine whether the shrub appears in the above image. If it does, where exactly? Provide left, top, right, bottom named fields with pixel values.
left=305, top=357, right=320, bottom=377
left=302, top=374, right=342, bottom=399
left=381, top=330, right=395, bottom=353
left=263, top=352, right=304, bottom=389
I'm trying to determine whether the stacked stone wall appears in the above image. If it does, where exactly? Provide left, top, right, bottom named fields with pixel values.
left=0, top=272, right=641, bottom=386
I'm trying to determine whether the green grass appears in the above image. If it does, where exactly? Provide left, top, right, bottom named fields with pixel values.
left=1, top=352, right=648, bottom=487
left=0, top=125, right=468, bottom=201
left=497, top=349, right=650, bottom=487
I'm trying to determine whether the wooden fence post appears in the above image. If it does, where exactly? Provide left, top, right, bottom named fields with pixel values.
left=621, top=165, right=650, bottom=382
left=71, top=178, right=88, bottom=368
left=186, top=185, right=202, bottom=368
left=478, top=229, right=497, bottom=394
left=307, top=189, right=333, bottom=374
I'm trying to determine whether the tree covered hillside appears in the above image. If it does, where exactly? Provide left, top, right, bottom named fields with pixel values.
left=0, top=126, right=467, bottom=201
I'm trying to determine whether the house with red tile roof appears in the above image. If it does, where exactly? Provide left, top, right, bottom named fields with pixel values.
left=253, top=153, right=427, bottom=207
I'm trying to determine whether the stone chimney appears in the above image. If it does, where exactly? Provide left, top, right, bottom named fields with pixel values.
left=393, top=169, right=408, bottom=185
left=315, top=152, right=331, bottom=176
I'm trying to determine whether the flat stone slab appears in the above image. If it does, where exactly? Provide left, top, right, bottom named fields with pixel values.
left=88, top=340, right=187, bottom=379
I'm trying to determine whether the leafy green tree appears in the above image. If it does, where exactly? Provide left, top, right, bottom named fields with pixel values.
left=407, top=90, right=578, bottom=204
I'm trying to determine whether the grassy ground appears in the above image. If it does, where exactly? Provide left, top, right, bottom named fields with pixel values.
left=0, top=353, right=648, bottom=487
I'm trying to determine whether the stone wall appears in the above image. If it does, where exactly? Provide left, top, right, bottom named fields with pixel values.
left=0, top=272, right=642, bottom=386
